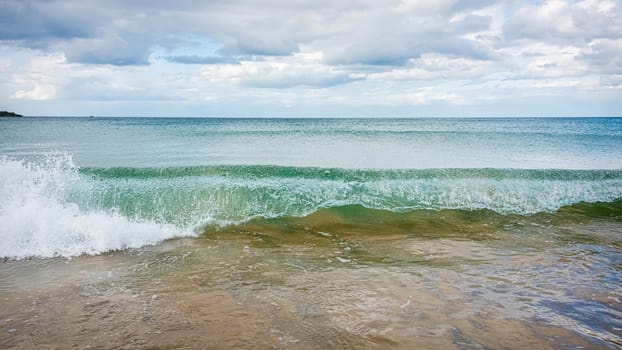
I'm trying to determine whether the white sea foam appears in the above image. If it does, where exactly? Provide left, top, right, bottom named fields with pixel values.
left=0, top=154, right=190, bottom=259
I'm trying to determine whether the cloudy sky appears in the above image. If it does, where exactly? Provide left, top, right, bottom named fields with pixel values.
left=1, top=0, right=621, bottom=117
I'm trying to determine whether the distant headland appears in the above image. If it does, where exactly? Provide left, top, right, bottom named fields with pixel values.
left=0, top=111, right=23, bottom=117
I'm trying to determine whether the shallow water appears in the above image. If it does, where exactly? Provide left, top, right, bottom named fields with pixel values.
left=1, top=205, right=621, bottom=349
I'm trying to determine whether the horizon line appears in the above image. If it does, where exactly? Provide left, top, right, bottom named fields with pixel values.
left=6, top=115, right=622, bottom=119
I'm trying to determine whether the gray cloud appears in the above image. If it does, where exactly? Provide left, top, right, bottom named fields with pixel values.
left=452, top=14, right=493, bottom=33
left=502, top=1, right=622, bottom=44
left=0, top=0, right=97, bottom=44
left=449, top=0, right=497, bottom=12
left=165, top=55, right=240, bottom=65
left=62, top=36, right=152, bottom=66
left=244, top=72, right=363, bottom=89
left=576, top=39, right=622, bottom=74
left=0, top=0, right=500, bottom=68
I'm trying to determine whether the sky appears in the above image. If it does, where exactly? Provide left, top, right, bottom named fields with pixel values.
left=0, top=0, right=621, bottom=117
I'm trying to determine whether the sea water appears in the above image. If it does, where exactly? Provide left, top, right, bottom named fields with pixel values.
left=0, top=117, right=621, bottom=348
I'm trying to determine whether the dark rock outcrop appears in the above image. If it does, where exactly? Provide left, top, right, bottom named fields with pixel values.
left=0, top=111, right=23, bottom=117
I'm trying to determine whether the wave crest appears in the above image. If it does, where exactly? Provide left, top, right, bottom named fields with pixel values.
left=2, top=155, right=621, bottom=258
left=0, top=154, right=189, bottom=259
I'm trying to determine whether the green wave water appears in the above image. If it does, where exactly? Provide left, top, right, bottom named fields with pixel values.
left=71, top=165, right=622, bottom=228
left=80, top=165, right=622, bottom=181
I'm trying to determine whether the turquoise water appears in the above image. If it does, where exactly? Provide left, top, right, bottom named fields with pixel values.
left=3, top=117, right=621, bottom=169
left=1, top=117, right=621, bottom=258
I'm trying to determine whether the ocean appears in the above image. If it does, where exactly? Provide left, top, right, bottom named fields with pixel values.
left=1, top=117, right=621, bottom=348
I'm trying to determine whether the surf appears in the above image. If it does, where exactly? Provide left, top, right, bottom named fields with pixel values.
left=1, top=153, right=621, bottom=258
left=0, top=154, right=190, bottom=259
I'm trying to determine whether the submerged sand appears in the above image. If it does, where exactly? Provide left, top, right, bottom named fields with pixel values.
left=1, top=215, right=620, bottom=349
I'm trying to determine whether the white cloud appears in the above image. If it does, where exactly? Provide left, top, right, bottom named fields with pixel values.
left=7, top=54, right=65, bottom=100
left=197, top=51, right=361, bottom=88
left=10, top=84, right=57, bottom=100
left=503, top=0, right=622, bottom=43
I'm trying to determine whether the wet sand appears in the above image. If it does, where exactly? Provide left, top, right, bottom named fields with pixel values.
left=1, top=214, right=621, bottom=349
